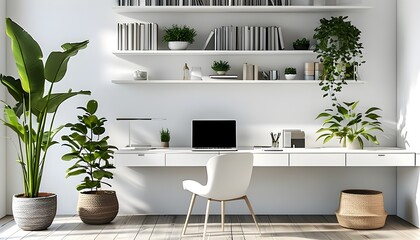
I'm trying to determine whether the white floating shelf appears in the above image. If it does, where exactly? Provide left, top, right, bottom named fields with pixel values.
left=113, top=50, right=317, bottom=56
left=113, top=6, right=371, bottom=13
left=112, top=80, right=365, bottom=84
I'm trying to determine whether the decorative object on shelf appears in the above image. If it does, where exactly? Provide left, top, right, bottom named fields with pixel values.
left=190, top=66, right=202, bottom=80
left=211, top=60, right=231, bottom=75
left=336, top=189, right=387, bottom=229
left=1, top=18, right=90, bottom=230
left=284, top=67, right=297, bottom=80
left=262, top=70, right=280, bottom=80
left=305, top=62, right=323, bottom=80
left=293, top=38, right=310, bottom=50
left=283, top=130, right=305, bottom=148
left=61, top=100, right=119, bottom=225
left=160, top=128, right=171, bottom=148
left=133, top=70, right=148, bottom=80
left=316, top=101, right=383, bottom=149
left=313, top=16, right=364, bottom=102
left=270, top=132, right=281, bottom=148
left=163, top=24, right=197, bottom=50
left=183, top=63, right=190, bottom=80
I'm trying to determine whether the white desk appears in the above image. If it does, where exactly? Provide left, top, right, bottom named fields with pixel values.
left=113, top=147, right=420, bottom=227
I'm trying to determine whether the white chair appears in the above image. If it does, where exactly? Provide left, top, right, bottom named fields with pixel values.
left=181, top=153, right=260, bottom=239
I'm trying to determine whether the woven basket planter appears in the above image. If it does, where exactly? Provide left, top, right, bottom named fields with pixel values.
left=12, top=193, right=57, bottom=231
left=77, top=190, right=119, bottom=225
left=336, top=189, right=387, bottom=229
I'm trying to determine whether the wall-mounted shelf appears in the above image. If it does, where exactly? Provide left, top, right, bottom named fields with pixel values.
left=113, top=6, right=371, bottom=13
left=113, top=50, right=317, bottom=56
left=112, top=80, right=365, bottom=84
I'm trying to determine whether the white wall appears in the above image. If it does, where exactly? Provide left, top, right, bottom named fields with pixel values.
left=5, top=0, right=398, bottom=214
left=396, top=0, right=420, bottom=227
left=0, top=0, right=6, bottom=218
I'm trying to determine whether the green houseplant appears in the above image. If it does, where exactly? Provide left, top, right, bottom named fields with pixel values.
left=0, top=18, right=90, bottom=230
left=293, top=38, right=310, bottom=50
left=211, top=60, right=231, bottom=75
left=316, top=101, right=383, bottom=149
left=160, top=128, right=171, bottom=148
left=163, top=24, right=197, bottom=50
left=284, top=67, right=297, bottom=80
left=313, top=16, right=364, bottom=102
left=61, top=100, right=118, bottom=224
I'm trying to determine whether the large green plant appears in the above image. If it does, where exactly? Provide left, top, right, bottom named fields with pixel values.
left=316, top=101, right=383, bottom=149
left=313, top=16, right=364, bottom=102
left=0, top=19, right=90, bottom=197
left=61, top=100, right=117, bottom=192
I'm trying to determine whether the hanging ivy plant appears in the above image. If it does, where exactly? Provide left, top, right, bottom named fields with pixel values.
left=313, top=16, right=365, bottom=104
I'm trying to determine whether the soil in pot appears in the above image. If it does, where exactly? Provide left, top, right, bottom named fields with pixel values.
left=12, top=192, right=57, bottom=231
left=77, top=190, right=119, bottom=225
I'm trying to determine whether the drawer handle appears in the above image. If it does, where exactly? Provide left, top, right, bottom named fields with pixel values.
left=138, top=154, right=145, bottom=157
left=378, top=154, right=386, bottom=157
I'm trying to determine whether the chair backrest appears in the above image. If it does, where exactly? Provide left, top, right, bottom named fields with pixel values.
left=205, top=153, right=254, bottom=200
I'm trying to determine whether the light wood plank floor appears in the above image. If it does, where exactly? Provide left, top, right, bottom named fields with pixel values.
left=1, top=215, right=419, bottom=240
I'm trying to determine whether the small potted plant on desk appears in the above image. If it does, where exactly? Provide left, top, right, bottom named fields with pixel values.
left=160, top=128, right=171, bottom=148
left=284, top=67, right=297, bottom=80
left=211, top=60, right=231, bottom=75
left=163, top=24, right=197, bottom=50
left=61, top=100, right=119, bottom=225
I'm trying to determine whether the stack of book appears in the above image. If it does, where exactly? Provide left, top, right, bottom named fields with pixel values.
left=120, top=0, right=291, bottom=6
left=118, top=0, right=142, bottom=6
left=117, top=23, right=158, bottom=51
left=242, top=63, right=259, bottom=80
left=232, top=0, right=290, bottom=6
left=203, top=25, right=285, bottom=51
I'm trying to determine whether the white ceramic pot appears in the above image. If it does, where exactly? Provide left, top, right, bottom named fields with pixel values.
left=168, top=41, right=189, bottom=50
left=285, top=74, right=296, bottom=80
left=216, top=71, right=226, bottom=75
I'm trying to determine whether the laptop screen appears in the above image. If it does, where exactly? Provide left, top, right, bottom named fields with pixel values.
left=192, top=120, right=237, bottom=149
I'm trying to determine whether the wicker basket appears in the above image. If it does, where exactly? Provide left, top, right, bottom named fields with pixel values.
left=336, top=189, right=387, bottom=229
left=77, top=190, right=119, bottom=225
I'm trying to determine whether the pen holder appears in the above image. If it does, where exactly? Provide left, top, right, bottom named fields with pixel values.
left=272, top=141, right=280, bottom=148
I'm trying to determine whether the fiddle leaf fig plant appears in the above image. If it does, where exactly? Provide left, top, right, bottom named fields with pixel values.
left=316, top=101, right=383, bottom=149
left=0, top=18, right=90, bottom=198
left=61, top=100, right=118, bottom=192
left=313, top=16, right=365, bottom=103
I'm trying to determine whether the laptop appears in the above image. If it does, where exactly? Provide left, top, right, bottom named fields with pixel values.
left=191, top=119, right=237, bottom=151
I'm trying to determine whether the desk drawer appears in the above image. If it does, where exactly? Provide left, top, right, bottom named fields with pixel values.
left=166, top=153, right=217, bottom=166
left=290, top=153, right=345, bottom=166
left=253, top=153, right=288, bottom=166
left=346, top=153, right=415, bottom=166
left=114, top=153, right=165, bottom=167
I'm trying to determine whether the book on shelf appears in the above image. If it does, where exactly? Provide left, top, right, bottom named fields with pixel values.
left=210, top=25, right=285, bottom=51
left=209, top=74, right=238, bottom=79
left=242, top=63, right=258, bottom=80
left=117, top=22, right=158, bottom=51
left=118, top=0, right=292, bottom=5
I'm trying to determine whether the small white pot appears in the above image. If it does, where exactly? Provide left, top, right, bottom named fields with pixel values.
left=168, top=41, right=189, bottom=50
left=285, top=74, right=296, bottom=80
left=216, top=71, right=226, bottom=75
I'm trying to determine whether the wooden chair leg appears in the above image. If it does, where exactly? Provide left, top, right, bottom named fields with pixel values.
left=244, top=195, right=261, bottom=235
left=221, top=200, right=225, bottom=231
left=182, top=193, right=196, bottom=236
left=203, top=199, right=211, bottom=240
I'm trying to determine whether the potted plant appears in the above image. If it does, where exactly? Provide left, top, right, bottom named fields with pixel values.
left=160, top=128, right=171, bottom=148
left=211, top=60, right=231, bottom=75
left=163, top=24, right=197, bottom=50
left=284, top=67, right=297, bottom=80
left=293, top=38, right=310, bottom=50
left=0, top=18, right=90, bottom=230
left=61, top=100, right=119, bottom=225
left=313, top=16, right=364, bottom=102
left=316, top=101, right=383, bottom=149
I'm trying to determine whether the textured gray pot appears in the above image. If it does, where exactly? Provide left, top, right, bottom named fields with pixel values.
left=12, top=193, right=57, bottom=231
left=78, top=190, right=119, bottom=225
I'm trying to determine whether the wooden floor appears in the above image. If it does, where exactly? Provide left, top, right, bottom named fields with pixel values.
left=1, top=215, right=420, bottom=240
